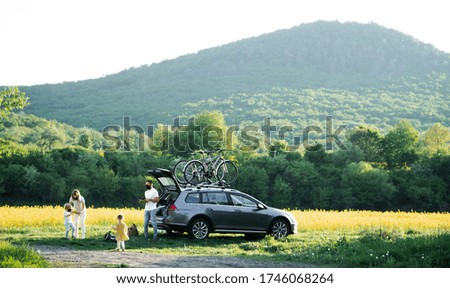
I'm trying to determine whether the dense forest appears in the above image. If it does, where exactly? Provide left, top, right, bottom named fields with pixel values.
left=14, top=21, right=450, bottom=130
left=1, top=111, right=449, bottom=212
left=180, top=80, right=449, bottom=132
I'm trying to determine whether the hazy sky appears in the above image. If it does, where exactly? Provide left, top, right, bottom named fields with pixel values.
left=1, top=0, right=449, bottom=86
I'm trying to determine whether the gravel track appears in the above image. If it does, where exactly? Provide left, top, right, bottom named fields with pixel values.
left=34, top=245, right=311, bottom=268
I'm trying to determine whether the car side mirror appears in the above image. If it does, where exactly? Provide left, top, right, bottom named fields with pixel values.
left=256, top=203, right=265, bottom=210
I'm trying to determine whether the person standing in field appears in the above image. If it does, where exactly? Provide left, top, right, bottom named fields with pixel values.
left=112, top=214, right=129, bottom=251
left=143, top=180, right=159, bottom=240
left=63, top=203, right=76, bottom=239
left=69, top=189, right=87, bottom=239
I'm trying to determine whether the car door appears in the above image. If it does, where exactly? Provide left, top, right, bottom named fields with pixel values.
left=201, top=191, right=236, bottom=230
left=229, top=193, right=270, bottom=231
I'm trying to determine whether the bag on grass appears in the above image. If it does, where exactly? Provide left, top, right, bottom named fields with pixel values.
left=103, top=231, right=116, bottom=241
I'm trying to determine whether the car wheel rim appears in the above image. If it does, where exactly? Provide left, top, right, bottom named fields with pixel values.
left=192, top=221, right=208, bottom=239
left=273, top=221, right=288, bottom=239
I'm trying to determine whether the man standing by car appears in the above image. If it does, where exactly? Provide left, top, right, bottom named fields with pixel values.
left=143, top=180, right=159, bottom=240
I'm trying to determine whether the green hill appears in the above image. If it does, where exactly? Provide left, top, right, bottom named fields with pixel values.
left=19, top=21, right=450, bottom=130
left=0, top=112, right=104, bottom=153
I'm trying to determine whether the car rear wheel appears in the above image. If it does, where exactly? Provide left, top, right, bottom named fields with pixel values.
left=189, top=219, right=210, bottom=240
left=271, top=219, right=289, bottom=240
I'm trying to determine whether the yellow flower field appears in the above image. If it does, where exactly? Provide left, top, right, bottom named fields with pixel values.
left=0, top=206, right=449, bottom=233
left=291, top=210, right=450, bottom=233
left=0, top=206, right=143, bottom=228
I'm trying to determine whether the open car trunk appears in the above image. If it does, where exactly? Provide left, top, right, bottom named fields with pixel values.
left=147, top=168, right=181, bottom=217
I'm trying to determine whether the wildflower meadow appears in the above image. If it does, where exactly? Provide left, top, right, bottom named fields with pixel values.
left=1, top=206, right=449, bottom=268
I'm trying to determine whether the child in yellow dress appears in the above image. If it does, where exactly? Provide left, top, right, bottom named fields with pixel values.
left=112, top=214, right=129, bottom=251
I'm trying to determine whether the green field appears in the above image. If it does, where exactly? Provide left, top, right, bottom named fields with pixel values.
left=1, top=224, right=449, bottom=268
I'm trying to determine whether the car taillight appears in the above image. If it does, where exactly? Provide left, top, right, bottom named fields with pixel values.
left=168, top=204, right=177, bottom=211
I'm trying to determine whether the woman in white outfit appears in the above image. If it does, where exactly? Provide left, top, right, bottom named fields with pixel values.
left=69, top=189, right=87, bottom=239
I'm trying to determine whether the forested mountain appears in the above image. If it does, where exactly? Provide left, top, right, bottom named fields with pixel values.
left=19, top=21, right=450, bottom=130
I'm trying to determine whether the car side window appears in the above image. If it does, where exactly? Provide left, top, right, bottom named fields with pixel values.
left=230, top=194, right=257, bottom=208
left=185, top=192, right=200, bottom=203
left=202, top=192, right=229, bottom=205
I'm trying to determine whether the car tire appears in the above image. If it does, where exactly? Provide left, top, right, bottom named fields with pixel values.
left=271, top=219, right=289, bottom=240
left=189, top=218, right=210, bottom=240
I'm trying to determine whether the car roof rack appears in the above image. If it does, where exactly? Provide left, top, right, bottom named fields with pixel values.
left=180, top=180, right=230, bottom=190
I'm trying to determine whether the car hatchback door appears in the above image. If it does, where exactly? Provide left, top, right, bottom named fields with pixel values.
left=147, top=168, right=182, bottom=220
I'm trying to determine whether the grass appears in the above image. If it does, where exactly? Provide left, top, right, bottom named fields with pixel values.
left=0, top=240, right=49, bottom=268
left=0, top=206, right=449, bottom=268
left=1, top=226, right=449, bottom=268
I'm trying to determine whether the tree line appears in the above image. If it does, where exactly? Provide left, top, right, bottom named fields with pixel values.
left=1, top=112, right=449, bottom=211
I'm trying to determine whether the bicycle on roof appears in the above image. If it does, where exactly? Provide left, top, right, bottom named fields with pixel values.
left=181, top=148, right=238, bottom=186
left=172, top=151, right=198, bottom=185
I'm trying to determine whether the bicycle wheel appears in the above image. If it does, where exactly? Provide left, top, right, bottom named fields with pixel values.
left=184, top=160, right=206, bottom=185
left=216, top=160, right=238, bottom=185
left=173, top=159, right=188, bottom=184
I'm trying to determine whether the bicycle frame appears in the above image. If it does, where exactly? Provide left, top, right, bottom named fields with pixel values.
left=203, top=150, right=228, bottom=177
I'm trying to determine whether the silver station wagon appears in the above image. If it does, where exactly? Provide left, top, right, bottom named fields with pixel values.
left=149, top=169, right=298, bottom=240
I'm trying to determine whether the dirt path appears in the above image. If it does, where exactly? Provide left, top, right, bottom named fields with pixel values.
left=34, top=245, right=311, bottom=268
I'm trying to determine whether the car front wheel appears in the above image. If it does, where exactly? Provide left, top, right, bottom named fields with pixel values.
left=271, top=219, right=289, bottom=240
left=189, top=219, right=210, bottom=240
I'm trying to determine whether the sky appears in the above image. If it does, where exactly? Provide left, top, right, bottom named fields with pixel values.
left=1, top=0, right=449, bottom=86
